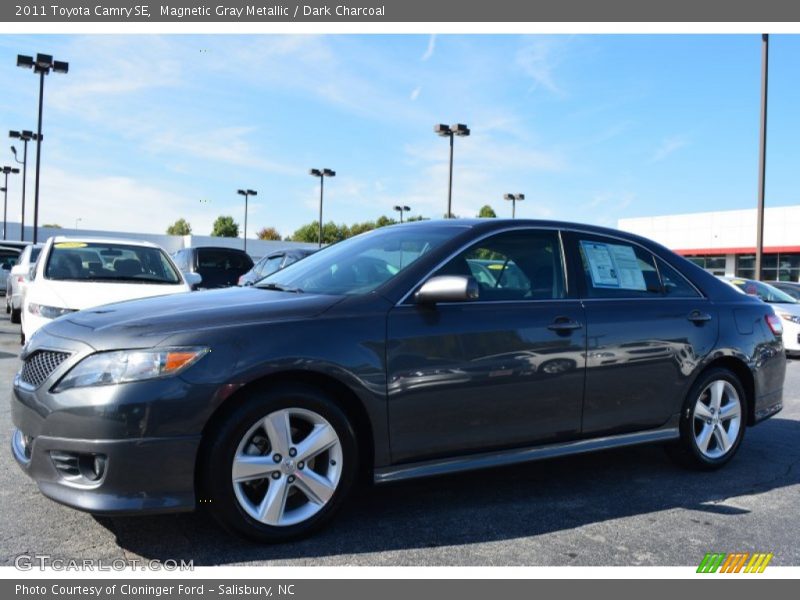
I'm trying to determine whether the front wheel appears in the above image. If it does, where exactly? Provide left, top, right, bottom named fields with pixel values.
left=667, top=367, right=746, bottom=470
left=201, top=384, right=358, bottom=542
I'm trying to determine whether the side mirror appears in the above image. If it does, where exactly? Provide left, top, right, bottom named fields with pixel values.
left=415, top=275, right=479, bottom=305
left=184, top=272, right=202, bottom=290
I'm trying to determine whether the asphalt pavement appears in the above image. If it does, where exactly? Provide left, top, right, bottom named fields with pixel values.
left=1, top=311, right=798, bottom=566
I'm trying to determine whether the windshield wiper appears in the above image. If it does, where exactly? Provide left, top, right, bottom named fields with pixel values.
left=257, top=282, right=304, bottom=293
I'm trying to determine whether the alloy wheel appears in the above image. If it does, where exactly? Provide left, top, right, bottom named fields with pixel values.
left=692, top=379, right=742, bottom=460
left=231, top=408, right=343, bottom=527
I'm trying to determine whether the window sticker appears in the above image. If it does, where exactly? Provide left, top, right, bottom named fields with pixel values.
left=581, top=241, right=647, bottom=291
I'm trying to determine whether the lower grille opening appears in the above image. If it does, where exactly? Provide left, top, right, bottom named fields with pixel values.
left=50, top=451, right=107, bottom=483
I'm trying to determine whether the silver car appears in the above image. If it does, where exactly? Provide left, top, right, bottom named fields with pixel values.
left=5, top=243, right=42, bottom=324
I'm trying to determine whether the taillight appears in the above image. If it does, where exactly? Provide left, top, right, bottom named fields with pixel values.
left=766, top=314, right=783, bottom=337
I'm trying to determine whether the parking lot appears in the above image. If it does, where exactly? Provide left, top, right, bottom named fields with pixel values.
left=1, top=311, right=798, bottom=567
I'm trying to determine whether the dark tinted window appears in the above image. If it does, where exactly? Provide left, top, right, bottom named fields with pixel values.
left=434, top=229, right=565, bottom=301
left=657, top=258, right=701, bottom=298
left=45, top=242, right=181, bottom=284
left=197, top=249, right=253, bottom=271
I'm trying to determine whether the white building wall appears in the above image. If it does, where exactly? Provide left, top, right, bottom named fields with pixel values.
left=618, top=205, right=800, bottom=252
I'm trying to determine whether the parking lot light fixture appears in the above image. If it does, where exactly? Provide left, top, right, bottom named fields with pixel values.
left=2, top=166, right=20, bottom=240
left=393, top=205, right=411, bottom=223
left=309, top=168, right=335, bottom=247
left=10, top=130, right=39, bottom=241
left=435, top=123, right=470, bottom=219
left=503, top=193, right=525, bottom=219
left=17, top=52, right=69, bottom=244
left=236, top=189, right=257, bottom=253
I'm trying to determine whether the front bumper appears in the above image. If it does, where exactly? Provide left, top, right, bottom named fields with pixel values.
left=10, top=332, right=220, bottom=515
left=11, top=428, right=200, bottom=514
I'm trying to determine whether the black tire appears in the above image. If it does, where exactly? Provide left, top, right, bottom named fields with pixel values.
left=200, top=383, right=358, bottom=543
left=10, top=307, right=20, bottom=324
left=666, top=367, right=747, bottom=470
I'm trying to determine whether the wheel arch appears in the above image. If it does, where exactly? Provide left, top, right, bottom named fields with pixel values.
left=195, top=369, right=377, bottom=496
left=692, top=356, right=756, bottom=426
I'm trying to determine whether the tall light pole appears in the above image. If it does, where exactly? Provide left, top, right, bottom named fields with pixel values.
left=503, top=193, right=525, bottom=219
left=2, top=166, right=20, bottom=240
left=309, top=168, right=335, bottom=248
left=10, top=130, right=38, bottom=241
left=236, top=189, right=257, bottom=253
left=434, top=123, right=470, bottom=218
left=755, top=34, right=769, bottom=281
left=393, top=205, right=411, bottom=223
left=74, top=217, right=82, bottom=231
left=17, top=53, right=69, bottom=244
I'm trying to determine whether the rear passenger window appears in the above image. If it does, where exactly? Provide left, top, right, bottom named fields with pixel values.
left=657, top=258, right=701, bottom=298
left=578, top=237, right=661, bottom=299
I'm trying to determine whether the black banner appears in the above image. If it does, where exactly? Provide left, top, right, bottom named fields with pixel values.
left=3, top=0, right=800, bottom=22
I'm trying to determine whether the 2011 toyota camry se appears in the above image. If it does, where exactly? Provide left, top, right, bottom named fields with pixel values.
left=11, top=220, right=786, bottom=542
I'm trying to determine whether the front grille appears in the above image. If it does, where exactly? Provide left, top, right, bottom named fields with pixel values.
left=20, top=350, right=71, bottom=388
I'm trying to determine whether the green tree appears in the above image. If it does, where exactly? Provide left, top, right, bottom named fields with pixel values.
left=407, top=215, right=427, bottom=222
left=43, top=223, right=62, bottom=229
left=290, top=221, right=349, bottom=245
left=477, top=204, right=497, bottom=218
left=166, top=218, right=192, bottom=235
left=211, top=215, right=239, bottom=238
left=256, top=226, right=282, bottom=241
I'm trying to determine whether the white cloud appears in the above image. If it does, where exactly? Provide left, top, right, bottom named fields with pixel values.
left=650, top=135, right=689, bottom=163
left=516, top=38, right=565, bottom=96
left=421, top=35, right=437, bottom=61
left=410, top=86, right=422, bottom=101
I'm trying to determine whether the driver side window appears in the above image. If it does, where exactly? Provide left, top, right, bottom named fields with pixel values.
left=433, top=229, right=566, bottom=301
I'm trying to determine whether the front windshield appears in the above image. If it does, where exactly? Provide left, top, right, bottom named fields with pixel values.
left=258, top=226, right=459, bottom=295
left=732, top=279, right=797, bottom=304
left=45, top=241, right=181, bottom=284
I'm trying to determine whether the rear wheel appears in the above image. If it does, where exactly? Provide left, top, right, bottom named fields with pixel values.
left=201, top=384, right=358, bottom=542
left=667, top=367, right=746, bottom=470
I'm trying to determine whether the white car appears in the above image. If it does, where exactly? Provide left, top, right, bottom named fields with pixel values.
left=5, top=243, right=43, bottom=324
left=0, top=245, right=22, bottom=295
left=22, top=237, right=201, bottom=343
left=720, top=276, right=800, bottom=356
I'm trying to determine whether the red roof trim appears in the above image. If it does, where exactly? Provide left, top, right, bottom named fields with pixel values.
left=675, top=246, right=800, bottom=256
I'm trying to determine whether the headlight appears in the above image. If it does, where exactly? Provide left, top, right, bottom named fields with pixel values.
left=28, top=303, right=76, bottom=319
left=53, top=347, right=209, bottom=392
left=778, top=312, right=800, bottom=325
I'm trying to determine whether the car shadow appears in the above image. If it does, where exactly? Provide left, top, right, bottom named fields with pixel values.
left=95, top=416, right=800, bottom=565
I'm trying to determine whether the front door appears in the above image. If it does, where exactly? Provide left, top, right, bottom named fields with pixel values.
left=386, top=228, right=586, bottom=463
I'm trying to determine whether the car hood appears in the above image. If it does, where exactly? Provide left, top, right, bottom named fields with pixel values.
left=29, top=279, right=189, bottom=310
left=39, top=287, right=343, bottom=350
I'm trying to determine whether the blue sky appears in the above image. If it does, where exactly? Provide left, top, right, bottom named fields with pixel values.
left=0, top=34, right=798, bottom=238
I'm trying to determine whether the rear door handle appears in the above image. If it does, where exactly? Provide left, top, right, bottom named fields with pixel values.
left=548, top=318, right=583, bottom=332
left=687, top=310, right=712, bottom=323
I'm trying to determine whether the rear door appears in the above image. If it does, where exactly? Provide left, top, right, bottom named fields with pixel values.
left=565, top=232, right=718, bottom=435
left=386, top=228, right=586, bottom=463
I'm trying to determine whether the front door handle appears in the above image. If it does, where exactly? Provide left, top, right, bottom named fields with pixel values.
left=548, top=318, right=583, bottom=333
left=687, top=310, right=712, bottom=323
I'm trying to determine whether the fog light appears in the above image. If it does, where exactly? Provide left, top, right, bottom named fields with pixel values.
left=50, top=451, right=107, bottom=483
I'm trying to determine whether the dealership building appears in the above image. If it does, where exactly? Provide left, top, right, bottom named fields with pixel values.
left=618, top=205, right=800, bottom=282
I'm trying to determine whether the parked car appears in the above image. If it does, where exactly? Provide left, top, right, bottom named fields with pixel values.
left=5, top=243, right=43, bottom=324
left=0, top=245, right=22, bottom=296
left=20, top=237, right=200, bottom=343
left=173, top=246, right=254, bottom=289
left=11, top=220, right=786, bottom=543
left=238, top=248, right=316, bottom=286
left=766, top=280, right=800, bottom=300
left=720, top=276, right=800, bottom=356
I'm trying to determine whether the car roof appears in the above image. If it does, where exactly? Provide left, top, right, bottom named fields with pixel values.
left=50, top=236, right=163, bottom=249
left=0, top=245, right=22, bottom=253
